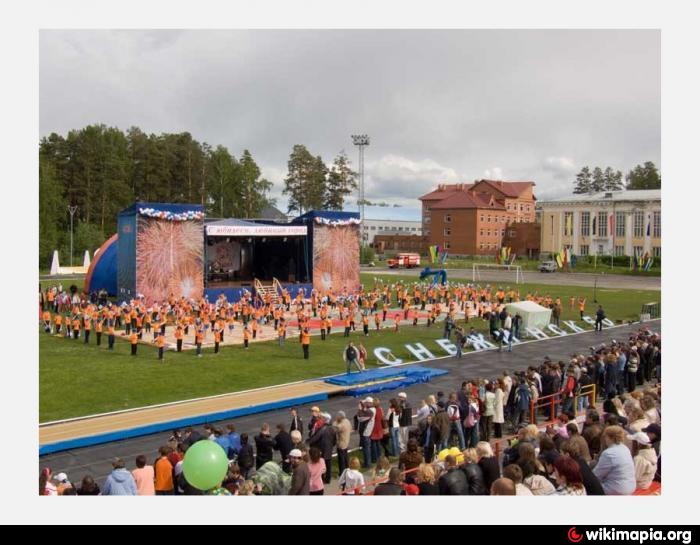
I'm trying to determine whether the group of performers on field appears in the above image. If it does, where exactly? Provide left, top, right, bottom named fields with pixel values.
left=39, top=282, right=587, bottom=361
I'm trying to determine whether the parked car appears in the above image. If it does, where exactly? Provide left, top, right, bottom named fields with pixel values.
left=538, top=260, right=558, bottom=273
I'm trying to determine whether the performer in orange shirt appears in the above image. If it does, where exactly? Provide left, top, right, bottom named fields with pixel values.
left=243, top=326, right=251, bottom=350
left=107, top=321, right=116, bottom=351
left=174, top=325, right=184, bottom=353
left=278, top=320, right=286, bottom=347
left=156, top=332, right=166, bottom=361
left=374, top=312, right=381, bottom=331
left=95, top=317, right=103, bottom=347
left=300, top=328, right=310, bottom=359
left=213, top=328, right=221, bottom=354
left=130, top=331, right=138, bottom=356
left=362, top=314, right=369, bottom=336
left=42, top=310, right=51, bottom=333
left=195, top=328, right=204, bottom=357
left=54, top=313, right=63, bottom=335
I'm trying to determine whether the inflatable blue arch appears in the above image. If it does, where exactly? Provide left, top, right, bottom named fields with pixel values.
left=84, top=234, right=118, bottom=296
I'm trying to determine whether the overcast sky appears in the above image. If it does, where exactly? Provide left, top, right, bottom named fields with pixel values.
left=40, top=30, right=660, bottom=220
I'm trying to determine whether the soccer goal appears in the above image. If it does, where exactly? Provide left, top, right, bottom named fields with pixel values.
left=472, top=263, right=525, bottom=284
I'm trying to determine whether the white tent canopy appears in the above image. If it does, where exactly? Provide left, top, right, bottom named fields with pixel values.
left=505, top=301, right=552, bottom=330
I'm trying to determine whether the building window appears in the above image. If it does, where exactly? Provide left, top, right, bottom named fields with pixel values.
left=526, top=205, right=531, bottom=212
left=653, top=211, right=661, bottom=238
left=487, top=215, right=492, bottom=223
left=634, top=211, right=645, bottom=237
left=424, top=217, right=431, bottom=224
left=633, top=245, right=644, bottom=256
left=520, top=204, right=524, bottom=211
left=580, top=212, right=590, bottom=237
left=614, top=245, right=625, bottom=257
left=579, top=245, right=589, bottom=256
left=615, top=212, right=626, bottom=237
left=480, top=243, right=484, bottom=250
left=563, top=212, right=574, bottom=236
left=444, top=242, right=451, bottom=250
left=501, top=229, right=505, bottom=237
left=596, top=212, right=608, bottom=237
left=487, top=230, right=491, bottom=237
left=444, top=214, right=452, bottom=223
left=480, top=229, right=484, bottom=237
left=653, top=247, right=661, bottom=258
left=443, top=228, right=451, bottom=236
left=424, top=230, right=430, bottom=237
left=509, top=230, right=516, bottom=237
left=480, top=215, right=485, bottom=222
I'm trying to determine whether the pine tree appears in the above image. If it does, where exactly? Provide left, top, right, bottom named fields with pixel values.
left=283, top=144, right=320, bottom=214
left=602, top=167, right=624, bottom=192
left=626, top=161, right=661, bottom=190
left=591, top=167, right=605, bottom=193
left=573, top=166, right=593, bottom=194
left=238, top=149, right=275, bottom=218
left=324, top=151, right=358, bottom=210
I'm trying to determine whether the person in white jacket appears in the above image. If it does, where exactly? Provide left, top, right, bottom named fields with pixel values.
left=338, top=457, right=365, bottom=495
left=628, top=431, right=658, bottom=490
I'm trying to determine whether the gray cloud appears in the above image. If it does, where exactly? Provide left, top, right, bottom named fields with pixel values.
left=40, top=30, right=660, bottom=218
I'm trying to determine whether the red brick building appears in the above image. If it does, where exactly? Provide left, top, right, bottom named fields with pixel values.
left=419, top=180, right=537, bottom=256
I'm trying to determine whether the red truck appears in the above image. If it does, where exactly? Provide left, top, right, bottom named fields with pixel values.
left=387, top=253, right=421, bottom=269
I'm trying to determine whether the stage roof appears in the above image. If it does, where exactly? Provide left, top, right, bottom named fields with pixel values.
left=206, top=218, right=308, bottom=237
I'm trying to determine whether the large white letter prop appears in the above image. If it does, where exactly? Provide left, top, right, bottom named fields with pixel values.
left=525, top=327, right=549, bottom=340
left=435, top=339, right=458, bottom=356
left=602, top=318, right=615, bottom=327
left=468, top=334, right=497, bottom=351
left=374, top=347, right=403, bottom=366
left=405, top=343, right=436, bottom=361
left=563, top=320, right=585, bottom=333
left=582, top=316, right=596, bottom=326
left=547, top=324, right=568, bottom=337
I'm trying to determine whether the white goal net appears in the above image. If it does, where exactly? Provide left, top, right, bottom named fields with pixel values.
left=472, top=263, right=525, bottom=284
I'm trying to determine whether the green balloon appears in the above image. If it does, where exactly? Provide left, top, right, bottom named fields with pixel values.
left=182, top=441, right=229, bottom=491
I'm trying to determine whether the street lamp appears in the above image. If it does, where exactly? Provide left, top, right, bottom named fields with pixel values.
left=351, top=134, right=370, bottom=231
left=68, top=205, right=78, bottom=267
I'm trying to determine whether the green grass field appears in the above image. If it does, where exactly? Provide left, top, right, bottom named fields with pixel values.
left=39, top=273, right=660, bottom=422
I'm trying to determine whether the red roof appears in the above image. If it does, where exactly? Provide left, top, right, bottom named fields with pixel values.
left=419, top=183, right=474, bottom=201
left=431, top=191, right=505, bottom=210
left=473, top=180, right=535, bottom=198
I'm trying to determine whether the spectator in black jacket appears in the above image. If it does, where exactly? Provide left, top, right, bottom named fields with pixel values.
left=237, top=434, right=255, bottom=479
left=308, top=413, right=335, bottom=484
left=476, top=441, right=501, bottom=492
left=439, top=455, right=469, bottom=495
left=398, top=392, right=412, bottom=452
left=274, top=424, right=294, bottom=474
left=374, top=468, right=406, bottom=496
left=462, top=449, right=487, bottom=495
left=289, top=407, right=303, bottom=435
left=254, top=424, right=275, bottom=470
left=183, top=427, right=203, bottom=447
left=419, top=414, right=440, bottom=464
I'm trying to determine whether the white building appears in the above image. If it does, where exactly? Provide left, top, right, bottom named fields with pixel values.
left=537, top=190, right=661, bottom=258
left=361, top=219, right=422, bottom=244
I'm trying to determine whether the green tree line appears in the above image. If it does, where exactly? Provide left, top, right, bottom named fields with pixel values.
left=39, top=124, right=276, bottom=268
left=573, top=161, right=661, bottom=194
left=39, top=126, right=360, bottom=268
